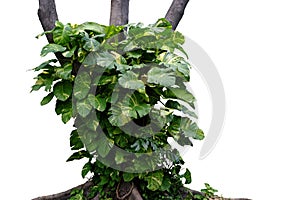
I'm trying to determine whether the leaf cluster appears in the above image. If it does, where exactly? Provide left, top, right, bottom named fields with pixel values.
left=32, top=18, right=205, bottom=199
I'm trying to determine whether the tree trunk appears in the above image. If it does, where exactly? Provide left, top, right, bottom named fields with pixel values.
left=110, top=0, right=130, bottom=26
left=165, top=0, right=190, bottom=30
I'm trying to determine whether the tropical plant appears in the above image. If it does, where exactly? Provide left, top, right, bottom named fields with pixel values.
left=32, top=18, right=206, bottom=199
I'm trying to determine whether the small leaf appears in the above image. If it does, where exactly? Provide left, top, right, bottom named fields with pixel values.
left=66, top=150, right=90, bottom=162
left=163, top=88, right=195, bottom=108
left=41, top=44, right=66, bottom=57
left=145, top=171, right=164, bottom=191
left=56, top=63, right=73, bottom=80
left=70, top=130, right=84, bottom=150
left=53, top=22, right=72, bottom=45
left=81, top=162, right=92, bottom=178
left=115, top=151, right=125, bottom=164
left=87, top=94, right=106, bottom=112
left=118, top=71, right=145, bottom=90
left=62, top=109, right=73, bottom=124
left=73, top=72, right=91, bottom=100
left=34, top=59, right=57, bottom=71
left=183, top=168, right=192, bottom=184
left=40, top=92, right=54, bottom=106
left=53, top=81, right=73, bottom=101
left=62, top=46, right=77, bottom=58
left=123, top=173, right=136, bottom=182
left=76, top=22, right=106, bottom=34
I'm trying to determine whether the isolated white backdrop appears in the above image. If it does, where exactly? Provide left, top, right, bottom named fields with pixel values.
left=1, top=0, right=300, bottom=199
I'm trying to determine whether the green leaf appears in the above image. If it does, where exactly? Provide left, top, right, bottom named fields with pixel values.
left=62, top=109, right=73, bottom=124
left=56, top=63, right=73, bottom=80
left=83, top=38, right=100, bottom=51
left=87, top=94, right=106, bottom=112
left=66, top=150, right=90, bottom=162
left=81, top=162, right=92, bottom=178
left=180, top=118, right=205, bottom=140
left=40, top=92, right=54, bottom=106
left=76, top=98, right=93, bottom=117
left=62, top=46, right=77, bottom=58
left=123, top=173, right=136, bottom=182
left=74, top=72, right=91, bottom=100
left=183, top=168, right=192, bottom=184
left=34, top=59, right=57, bottom=71
left=70, top=130, right=84, bottom=150
left=145, top=171, right=164, bottom=191
left=53, top=22, right=72, bottom=45
left=76, top=22, right=106, bottom=34
left=153, top=18, right=172, bottom=29
left=118, top=71, right=145, bottom=90
left=40, top=44, right=67, bottom=57
left=163, top=88, right=195, bottom=108
left=147, top=67, right=176, bottom=87
left=97, top=133, right=114, bottom=158
left=160, top=176, right=172, bottom=191
left=53, top=81, right=73, bottom=101
left=96, top=51, right=115, bottom=68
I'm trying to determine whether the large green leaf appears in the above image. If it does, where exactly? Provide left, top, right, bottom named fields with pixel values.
left=182, top=168, right=192, bottom=184
left=62, top=46, right=77, bottom=58
left=118, top=71, right=145, bottom=90
left=40, top=44, right=66, bottom=57
left=73, top=72, right=91, bottom=100
left=145, top=171, right=164, bottom=191
left=147, top=67, right=176, bottom=87
left=53, top=81, right=73, bottom=101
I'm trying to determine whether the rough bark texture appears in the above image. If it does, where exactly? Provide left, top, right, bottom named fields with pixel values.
left=38, top=0, right=58, bottom=42
left=110, top=0, right=130, bottom=26
left=165, top=0, right=190, bottom=30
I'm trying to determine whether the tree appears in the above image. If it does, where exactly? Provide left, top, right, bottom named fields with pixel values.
left=33, top=0, right=249, bottom=199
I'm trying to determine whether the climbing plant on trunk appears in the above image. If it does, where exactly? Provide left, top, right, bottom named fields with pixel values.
left=32, top=0, right=222, bottom=200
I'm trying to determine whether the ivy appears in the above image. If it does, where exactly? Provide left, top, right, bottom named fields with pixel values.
left=32, top=18, right=207, bottom=199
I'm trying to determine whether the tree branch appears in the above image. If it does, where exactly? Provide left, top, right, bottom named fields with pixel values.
left=110, top=0, right=130, bottom=26
left=165, top=0, right=190, bottom=30
left=38, top=0, right=58, bottom=43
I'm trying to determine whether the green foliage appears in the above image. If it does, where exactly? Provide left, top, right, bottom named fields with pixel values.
left=193, top=183, right=219, bottom=200
left=32, top=18, right=207, bottom=199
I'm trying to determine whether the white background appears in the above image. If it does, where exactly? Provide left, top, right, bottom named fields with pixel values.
left=1, top=0, right=300, bottom=199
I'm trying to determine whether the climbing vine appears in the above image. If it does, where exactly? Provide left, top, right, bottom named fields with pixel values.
left=32, top=18, right=208, bottom=199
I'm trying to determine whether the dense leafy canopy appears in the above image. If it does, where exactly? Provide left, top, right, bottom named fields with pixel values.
left=32, top=18, right=207, bottom=199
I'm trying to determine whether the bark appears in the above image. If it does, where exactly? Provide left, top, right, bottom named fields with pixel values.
left=109, top=0, right=130, bottom=26
left=38, top=0, right=58, bottom=43
left=165, top=0, right=190, bottom=30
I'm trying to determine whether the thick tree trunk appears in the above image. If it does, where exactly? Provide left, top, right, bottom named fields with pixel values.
left=165, top=0, right=190, bottom=30
left=109, top=0, right=130, bottom=26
